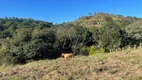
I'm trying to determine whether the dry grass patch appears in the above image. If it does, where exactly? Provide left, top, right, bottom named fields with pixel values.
left=1, top=48, right=142, bottom=80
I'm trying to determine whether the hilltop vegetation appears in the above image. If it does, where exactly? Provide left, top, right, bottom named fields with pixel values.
left=74, top=12, right=140, bottom=27
left=0, top=13, right=142, bottom=65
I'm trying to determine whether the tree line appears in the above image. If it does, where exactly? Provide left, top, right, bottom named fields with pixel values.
left=0, top=15, right=142, bottom=65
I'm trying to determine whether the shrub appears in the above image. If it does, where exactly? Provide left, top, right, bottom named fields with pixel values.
left=0, top=44, right=8, bottom=55
left=89, top=46, right=96, bottom=55
left=8, top=46, right=27, bottom=64
left=88, top=46, right=105, bottom=55
left=0, top=44, right=9, bottom=65
left=80, top=46, right=89, bottom=56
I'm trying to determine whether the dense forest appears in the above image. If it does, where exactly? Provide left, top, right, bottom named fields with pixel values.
left=0, top=13, right=142, bottom=65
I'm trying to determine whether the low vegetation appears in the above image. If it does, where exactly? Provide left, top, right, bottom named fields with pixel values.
left=1, top=48, right=142, bottom=80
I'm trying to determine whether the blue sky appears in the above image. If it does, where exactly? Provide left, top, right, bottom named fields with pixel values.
left=0, top=0, right=142, bottom=23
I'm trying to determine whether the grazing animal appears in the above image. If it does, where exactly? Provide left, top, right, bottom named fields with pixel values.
left=61, top=53, right=73, bottom=59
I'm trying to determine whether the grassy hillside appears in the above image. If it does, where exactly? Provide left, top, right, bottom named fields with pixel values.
left=1, top=14, right=142, bottom=80
left=1, top=48, right=142, bottom=80
left=73, top=12, right=141, bottom=27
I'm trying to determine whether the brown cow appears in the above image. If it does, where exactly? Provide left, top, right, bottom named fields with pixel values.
left=61, top=53, right=73, bottom=59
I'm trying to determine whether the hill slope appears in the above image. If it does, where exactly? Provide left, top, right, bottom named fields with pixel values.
left=73, top=12, right=141, bottom=27
left=1, top=48, right=142, bottom=80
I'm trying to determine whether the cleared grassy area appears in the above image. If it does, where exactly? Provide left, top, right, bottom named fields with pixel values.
left=1, top=48, right=142, bottom=80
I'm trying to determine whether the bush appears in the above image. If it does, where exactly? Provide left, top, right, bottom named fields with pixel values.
left=0, top=44, right=9, bottom=65
left=8, top=46, right=27, bottom=64
left=80, top=46, right=89, bottom=56
left=0, top=44, right=8, bottom=55
left=89, top=46, right=105, bottom=55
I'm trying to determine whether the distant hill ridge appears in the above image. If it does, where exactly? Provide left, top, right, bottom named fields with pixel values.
left=73, top=12, right=142, bottom=27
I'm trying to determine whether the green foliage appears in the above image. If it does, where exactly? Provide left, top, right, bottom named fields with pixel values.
left=98, top=22, right=122, bottom=52
left=76, top=12, right=138, bottom=27
left=0, top=44, right=8, bottom=55
left=0, top=39, right=11, bottom=65
left=0, top=18, right=56, bottom=65
left=7, top=46, right=26, bottom=64
left=0, top=14, right=141, bottom=65
left=99, top=47, right=105, bottom=53
left=125, top=21, right=142, bottom=43
left=11, top=28, right=32, bottom=45
left=88, top=46, right=105, bottom=55
left=72, top=43, right=84, bottom=55
left=8, top=28, right=57, bottom=64
left=80, top=46, right=89, bottom=56
left=89, top=46, right=95, bottom=55
left=0, top=17, right=52, bottom=38
left=54, top=23, right=92, bottom=55
left=0, top=44, right=9, bottom=64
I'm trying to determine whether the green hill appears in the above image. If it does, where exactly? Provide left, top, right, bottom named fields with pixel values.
left=1, top=13, right=142, bottom=80
left=73, top=12, right=141, bottom=27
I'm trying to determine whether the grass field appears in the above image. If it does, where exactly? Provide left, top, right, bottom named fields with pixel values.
left=1, top=48, right=142, bottom=80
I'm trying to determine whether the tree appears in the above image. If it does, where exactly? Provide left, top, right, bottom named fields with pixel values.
left=8, top=28, right=57, bottom=64
left=54, top=23, right=92, bottom=55
left=98, top=22, right=122, bottom=52
left=31, top=28, right=57, bottom=59
left=10, top=28, right=32, bottom=46
left=125, top=21, right=142, bottom=41
left=125, top=21, right=142, bottom=46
